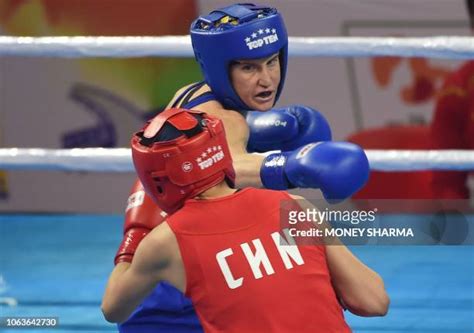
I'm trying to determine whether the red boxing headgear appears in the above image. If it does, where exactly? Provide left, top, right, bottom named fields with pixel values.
left=131, top=108, right=236, bottom=214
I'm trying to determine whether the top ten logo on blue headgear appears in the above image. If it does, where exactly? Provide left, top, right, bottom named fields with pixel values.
left=245, top=27, right=279, bottom=50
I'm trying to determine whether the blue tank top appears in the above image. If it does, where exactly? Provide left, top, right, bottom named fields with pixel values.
left=118, top=82, right=216, bottom=333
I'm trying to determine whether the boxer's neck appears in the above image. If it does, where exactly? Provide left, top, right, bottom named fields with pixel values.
left=196, top=181, right=237, bottom=200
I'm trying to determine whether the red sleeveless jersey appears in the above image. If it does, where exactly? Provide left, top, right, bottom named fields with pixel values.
left=167, top=188, right=350, bottom=333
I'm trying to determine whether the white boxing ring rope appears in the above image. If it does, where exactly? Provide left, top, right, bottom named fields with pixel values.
left=0, top=148, right=473, bottom=172
left=0, top=35, right=473, bottom=173
left=1, top=36, right=474, bottom=58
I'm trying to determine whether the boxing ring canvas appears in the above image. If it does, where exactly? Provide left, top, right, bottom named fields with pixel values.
left=1, top=214, right=472, bottom=332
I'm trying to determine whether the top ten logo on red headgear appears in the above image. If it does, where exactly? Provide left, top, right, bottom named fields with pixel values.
left=195, top=146, right=225, bottom=170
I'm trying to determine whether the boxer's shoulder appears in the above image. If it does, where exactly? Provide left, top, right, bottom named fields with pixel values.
left=191, top=101, right=249, bottom=147
left=170, top=83, right=249, bottom=148
left=168, top=83, right=195, bottom=107
left=148, top=222, right=176, bottom=244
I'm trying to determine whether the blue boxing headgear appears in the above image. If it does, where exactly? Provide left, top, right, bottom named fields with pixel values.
left=190, top=3, right=288, bottom=111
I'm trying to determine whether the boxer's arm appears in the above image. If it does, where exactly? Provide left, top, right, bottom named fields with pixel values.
left=195, top=106, right=366, bottom=197
left=115, top=179, right=167, bottom=264
left=291, top=195, right=390, bottom=317
left=212, top=109, right=266, bottom=187
left=190, top=97, right=354, bottom=193
left=232, top=147, right=266, bottom=188
left=324, top=245, right=389, bottom=317
left=229, top=141, right=266, bottom=187
left=102, top=222, right=180, bottom=323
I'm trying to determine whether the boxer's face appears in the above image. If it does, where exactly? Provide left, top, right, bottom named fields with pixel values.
left=230, top=53, right=281, bottom=111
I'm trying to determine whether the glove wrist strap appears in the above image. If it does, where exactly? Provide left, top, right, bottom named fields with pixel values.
left=260, top=152, right=293, bottom=190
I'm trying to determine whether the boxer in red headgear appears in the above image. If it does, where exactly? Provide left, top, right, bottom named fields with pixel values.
left=102, top=109, right=388, bottom=333
left=117, top=5, right=369, bottom=332
left=114, top=108, right=235, bottom=266
left=132, top=108, right=236, bottom=214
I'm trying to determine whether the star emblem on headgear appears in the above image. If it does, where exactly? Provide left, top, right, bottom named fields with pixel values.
left=247, top=28, right=277, bottom=42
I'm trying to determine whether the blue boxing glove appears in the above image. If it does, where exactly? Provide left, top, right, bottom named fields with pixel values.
left=246, top=105, right=332, bottom=153
left=260, top=141, right=370, bottom=203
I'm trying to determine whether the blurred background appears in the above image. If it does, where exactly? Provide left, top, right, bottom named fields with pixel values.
left=0, top=0, right=471, bottom=213
left=0, top=1, right=473, bottom=332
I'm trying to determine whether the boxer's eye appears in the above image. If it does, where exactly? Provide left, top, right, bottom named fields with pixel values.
left=241, top=64, right=254, bottom=71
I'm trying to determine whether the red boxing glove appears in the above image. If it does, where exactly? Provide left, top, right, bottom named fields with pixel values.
left=114, top=178, right=168, bottom=265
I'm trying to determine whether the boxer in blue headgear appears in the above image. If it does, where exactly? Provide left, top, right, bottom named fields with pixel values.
left=190, top=4, right=288, bottom=111
left=116, top=3, right=370, bottom=333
